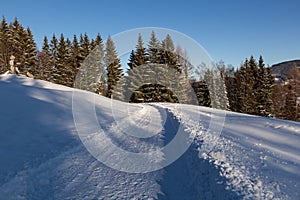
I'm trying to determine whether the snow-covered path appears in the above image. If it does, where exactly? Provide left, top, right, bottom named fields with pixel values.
left=0, top=75, right=300, bottom=199
left=163, top=104, right=300, bottom=199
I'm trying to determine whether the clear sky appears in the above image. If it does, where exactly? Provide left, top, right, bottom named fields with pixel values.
left=1, top=0, right=300, bottom=68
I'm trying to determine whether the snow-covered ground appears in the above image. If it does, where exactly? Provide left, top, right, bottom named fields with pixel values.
left=0, top=75, right=299, bottom=200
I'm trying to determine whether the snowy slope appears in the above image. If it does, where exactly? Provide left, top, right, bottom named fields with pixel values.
left=0, top=75, right=299, bottom=200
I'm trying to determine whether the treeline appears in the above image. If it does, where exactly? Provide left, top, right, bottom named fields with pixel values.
left=272, top=64, right=300, bottom=121
left=224, top=56, right=300, bottom=121
left=226, top=56, right=274, bottom=117
left=0, top=17, right=121, bottom=96
left=1, top=17, right=300, bottom=122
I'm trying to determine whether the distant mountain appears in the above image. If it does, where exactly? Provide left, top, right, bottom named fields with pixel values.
left=271, top=59, right=300, bottom=80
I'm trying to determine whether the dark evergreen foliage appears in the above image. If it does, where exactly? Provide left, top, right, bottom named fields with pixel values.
left=1, top=17, right=300, bottom=122
left=226, top=56, right=274, bottom=117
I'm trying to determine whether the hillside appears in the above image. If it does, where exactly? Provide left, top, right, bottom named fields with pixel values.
left=0, top=75, right=300, bottom=200
left=271, top=59, right=300, bottom=80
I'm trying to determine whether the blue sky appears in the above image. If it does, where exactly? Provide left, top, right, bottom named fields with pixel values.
left=1, top=0, right=300, bottom=68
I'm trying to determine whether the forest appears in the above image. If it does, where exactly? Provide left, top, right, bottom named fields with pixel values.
left=1, top=17, right=300, bottom=122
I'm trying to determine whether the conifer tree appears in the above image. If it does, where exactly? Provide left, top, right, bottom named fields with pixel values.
left=176, top=46, right=193, bottom=80
left=0, top=17, right=13, bottom=73
left=50, top=34, right=58, bottom=68
left=148, top=31, right=161, bottom=64
left=69, top=35, right=81, bottom=84
left=229, top=56, right=274, bottom=116
left=42, top=36, right=50, bottom=53
left=272, top=83, right=286, bottom=119
left=23, top=27, right=37, bottom=75
left=256, top=56, right=274, bottom=116
left=53, top=34, right=72, bottom=86
left=245, top=56, right=258, bottom=114
left=191, top=80, right=211, bottom=106
left=105, top=36, right=123, bottom=98
left=284, top=64, right=300, bottom=121
left=37, top=36, right=53, bottom=80
left=161, top=34, right=181, bottom=72
left=126, top=34, right=148, bottom=100
left=162, top=34, right=175, bottom=52
left=131, top=33, right=147, bottom=68
left=235, top=59, right=248, bottom=113
left=10, top=18, right=25, bottom=71
left=79, top=33, right=90, bottom=60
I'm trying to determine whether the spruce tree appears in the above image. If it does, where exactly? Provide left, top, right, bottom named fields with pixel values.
left=191, top=80, right=211, bottom=107
left=126, top=34, right=148, bottom=101
left=161, top=34, right=181, bottom=72
left=148, top=31, right=161, bottom=64
left=285, top=64, right=300, bottom=121
left=79, top=33, right=90, bottom=60
left=134, top=33, right=147, bottom=67
left=10, top=18, right=25, bottom=71
left=53, top=34, right=72, bottom=86
left=0, top=17, right=13, bottom=73
left=235, top=59, right=248, bottom=113
left=42, top=36, right=50, bottom=53
left=272, top=83, right=286, bottom=119
left=256, top=56, right=274, bottom=117
left=23, top=27, right=37, bottom=76
left=50, top=34, right=58, bottom=69
left=105, top=36, right=123, bottom=98
left=176, top=46, right=192, bottom=80
left=245, top=56, right=258, bottom=114
left=37, top=36, right=53, bottom=80
left=69, top=35, right=81, bottom=85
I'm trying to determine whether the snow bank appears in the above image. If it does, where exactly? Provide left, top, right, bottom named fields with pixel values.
left=0, top=75, right=299, bottom=199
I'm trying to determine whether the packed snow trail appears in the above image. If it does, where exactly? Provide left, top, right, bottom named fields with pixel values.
left=161, top=104, right=300, bottom=199
left=0, top=75, right=300, bottom=199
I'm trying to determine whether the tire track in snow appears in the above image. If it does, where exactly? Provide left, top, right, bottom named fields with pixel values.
left=160, top=104, right=286, bottom=200
left=153, top=105, right=240, bottom=200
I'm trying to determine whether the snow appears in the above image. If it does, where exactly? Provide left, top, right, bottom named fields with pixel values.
left=0, top=74, right=300, bottom=199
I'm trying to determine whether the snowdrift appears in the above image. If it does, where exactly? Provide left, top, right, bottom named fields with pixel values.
left=0, top=75, right=299, bottom=200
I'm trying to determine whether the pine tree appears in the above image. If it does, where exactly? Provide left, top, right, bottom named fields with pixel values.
left=285, top=64, right=300, bottom=121
left=272, top=83, right=286, bottom=119
left=225, top=74, right=239, bottom=111
left=148, top=31, right=161, bottom=64
left=126, top=34, right=148, bottom=100
left=0, top=17, right=13, bottom=73
left=162, top=34, right=175, bottom=52
left=161, top=34, right=181, bottom=72
left=10, top=18, right=26, bottom=71
left=53, top=34, right=72, bottom=86
left=49, top=34, right=58, bottom=69
left=255, top=56, right=274, bottom=117
left=69, top=35, right=81, bottom=85
left=105, top=36, right=123, bottom=98
left=127, top=33, right=190, bottom=103
left=176, top=45, right=193, bottom=79
left=23, top=27, right=37, bottom=76
left=36, top=37, right=53, bottom=81
left=245, top=56, right=258, bottom=114
left=191, top=80, right=211, bottom=106
left=127, top=34, right=147, bottom=69
left=229, top=56, right=275, bottom=116
left=232, top=58, right=250, bottom=113
left=37, top=36, right=53, bottom=80
left=79, top=33, right=90, bottom=60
